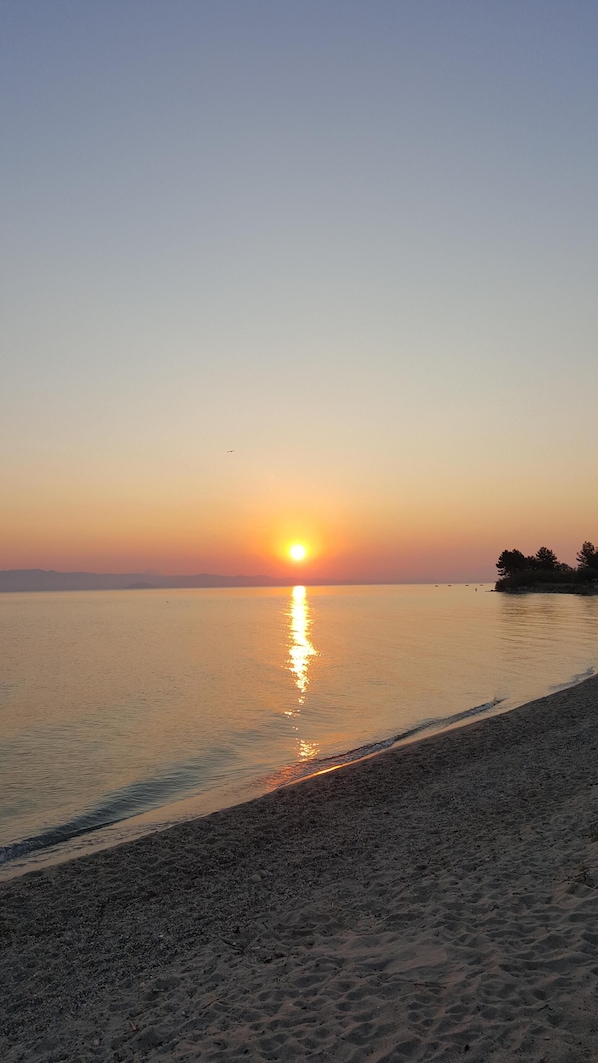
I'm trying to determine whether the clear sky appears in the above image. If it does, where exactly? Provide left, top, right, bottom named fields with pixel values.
left=2, top=1, right=597, bottom=582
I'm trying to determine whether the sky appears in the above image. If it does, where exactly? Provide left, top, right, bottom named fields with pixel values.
left=2, top=0, right=597, bottom=582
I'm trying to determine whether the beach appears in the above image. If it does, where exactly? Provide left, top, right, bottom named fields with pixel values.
left=2, top=676, right=598, bottom=1062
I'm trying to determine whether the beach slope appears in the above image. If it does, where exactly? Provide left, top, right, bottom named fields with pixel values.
left=2, top=675, right=598, bottom=1061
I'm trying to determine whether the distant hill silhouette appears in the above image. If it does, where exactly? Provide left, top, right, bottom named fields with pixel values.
left=0, top=569, right=353, bottom=592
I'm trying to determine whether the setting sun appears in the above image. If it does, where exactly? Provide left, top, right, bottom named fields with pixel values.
left=289, top=543, right=307, bottom=562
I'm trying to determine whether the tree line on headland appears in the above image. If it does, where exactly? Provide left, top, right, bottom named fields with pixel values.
left=495, top=542, right=598, bottom=592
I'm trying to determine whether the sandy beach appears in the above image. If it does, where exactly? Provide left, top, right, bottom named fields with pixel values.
left=2, top=675, right=598, bottom=1062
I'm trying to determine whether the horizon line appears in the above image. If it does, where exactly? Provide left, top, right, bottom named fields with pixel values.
left=0, top=568, right=493, bottom=592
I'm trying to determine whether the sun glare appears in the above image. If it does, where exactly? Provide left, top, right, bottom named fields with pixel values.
left=289, top=543, right=307, bottom=562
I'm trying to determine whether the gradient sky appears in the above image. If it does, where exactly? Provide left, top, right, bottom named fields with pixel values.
left=2, top=1, right=597, bottom=582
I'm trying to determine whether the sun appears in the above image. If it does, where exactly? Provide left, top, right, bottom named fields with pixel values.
left=289, top=543, right=307, bottom=562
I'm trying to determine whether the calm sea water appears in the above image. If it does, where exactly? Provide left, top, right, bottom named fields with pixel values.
left=1, top=584, right=597, bottom=878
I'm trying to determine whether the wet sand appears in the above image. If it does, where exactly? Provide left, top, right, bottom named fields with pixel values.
left=2, top=674, right=598, bottom=1061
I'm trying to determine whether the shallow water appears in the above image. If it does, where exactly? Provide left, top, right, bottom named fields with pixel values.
left=1, top=584, right=597, bottom=877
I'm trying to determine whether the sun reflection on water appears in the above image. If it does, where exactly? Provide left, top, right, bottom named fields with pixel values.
left=298, top=738, right=319, bottom=760
left=288, top=585, right=316, bottom=701
left=286, top=585, right=319, bottom=759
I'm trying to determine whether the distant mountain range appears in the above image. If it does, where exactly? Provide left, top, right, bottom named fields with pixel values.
left=0, top=569, right=354, bottom=592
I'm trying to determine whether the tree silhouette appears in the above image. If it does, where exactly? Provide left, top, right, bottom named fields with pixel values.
left=533, top=546, right=559, bottom=571
left=577, top=542, right=598, bottom=570
left=496, top=549, right=528, bottom=578
left=496, top=541, right=598, bottom=590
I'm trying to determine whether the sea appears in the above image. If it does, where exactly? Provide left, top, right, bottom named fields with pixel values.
left=1, top=583, right=597, bottom=879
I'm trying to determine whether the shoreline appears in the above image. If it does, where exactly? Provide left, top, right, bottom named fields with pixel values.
left=0, top=682, right=571, bottom=882
left=3, top=674, right=598, bottom=1060
left=0, top=691, right=512, bottom=882
left=496, top=585, right=598, bottom=595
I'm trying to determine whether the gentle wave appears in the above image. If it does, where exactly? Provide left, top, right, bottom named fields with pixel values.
left=0, top=698, right=506, bottom=867
left=548, top=666, right=594, bottom=692
left=280, top=697, right=506, bottom=783
left=0, top=754, right=228, bottom=866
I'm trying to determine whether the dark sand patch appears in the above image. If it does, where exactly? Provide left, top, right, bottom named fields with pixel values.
left=2, top=676, right=598, bottom=1061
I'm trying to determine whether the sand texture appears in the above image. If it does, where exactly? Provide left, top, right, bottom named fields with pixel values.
left=2, top=675, right=598, bottom=1061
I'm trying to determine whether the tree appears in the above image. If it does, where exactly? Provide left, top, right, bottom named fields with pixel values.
left=577, top=542, right=598, bottom=570
left=533, top=546, right=559, bottom=571
left=496, top=549, right=528, bottom=579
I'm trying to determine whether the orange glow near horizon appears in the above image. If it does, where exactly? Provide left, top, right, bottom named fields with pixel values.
left=2, top=482, right=595, bottom=582
left=6, top=441, right=594, bottom=582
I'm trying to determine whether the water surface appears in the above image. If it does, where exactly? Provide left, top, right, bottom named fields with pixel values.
left=1, top=584, right=597, bottom=877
